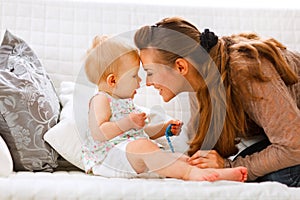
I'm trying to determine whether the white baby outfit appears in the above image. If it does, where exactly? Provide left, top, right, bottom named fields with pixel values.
left=82, top=92, right=158, bottom=178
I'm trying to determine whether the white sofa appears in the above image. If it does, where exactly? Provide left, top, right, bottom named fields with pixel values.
left=1, top=0, right=300, bottom=199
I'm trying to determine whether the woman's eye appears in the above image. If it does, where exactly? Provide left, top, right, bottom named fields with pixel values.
left=147, top=73, right=152, bottom=76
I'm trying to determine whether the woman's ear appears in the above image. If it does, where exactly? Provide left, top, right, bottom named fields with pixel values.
left=174, top=58, right=189, bottom=75
left=106, top=74, right=116, bottom=87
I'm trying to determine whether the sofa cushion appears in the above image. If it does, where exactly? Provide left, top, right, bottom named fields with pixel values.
left=44, top=81, right=92, bottom=170
left=0, top=30, right=60, bottom=171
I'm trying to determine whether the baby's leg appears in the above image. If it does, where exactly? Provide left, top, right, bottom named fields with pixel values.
left=212, top=167, right=248, bottom=182
left=168, top=153, right=247, bottom=182
left=126, top=139, right=219, bottom=181
left=173, top=152, right=189, bottom=162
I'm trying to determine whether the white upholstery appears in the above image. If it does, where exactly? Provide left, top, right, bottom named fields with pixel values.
left=1, top=0, right=300, bottom=118
left=1, top=0, right=300, bottom=199
left=2, top=0, right=300, bottom=83
left=0, top=171, right=300, bottom=200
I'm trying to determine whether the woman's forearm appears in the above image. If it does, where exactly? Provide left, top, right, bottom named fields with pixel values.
left=144, top=123, right=166, bottom=139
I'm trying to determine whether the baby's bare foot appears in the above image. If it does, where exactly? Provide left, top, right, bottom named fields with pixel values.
left=184, top=166, right=219, bottom=181
left=215, top=167, right=248, bottom=182
left=238, top=167, right=248, bottom=182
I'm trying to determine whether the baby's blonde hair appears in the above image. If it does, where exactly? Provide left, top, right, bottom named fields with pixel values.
left=85, top=35, right=138, bottom=85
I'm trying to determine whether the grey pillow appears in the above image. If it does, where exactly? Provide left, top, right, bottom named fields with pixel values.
left=0, top=30, right=60, bottom=172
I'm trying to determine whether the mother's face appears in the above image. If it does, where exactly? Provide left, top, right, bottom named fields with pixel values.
left=140, top=48, right=187, bottom=102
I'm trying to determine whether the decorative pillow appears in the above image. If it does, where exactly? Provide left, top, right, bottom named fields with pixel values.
left=0, top=136, right=13, bottom=177
left=0, top=30, right=60, bottom=171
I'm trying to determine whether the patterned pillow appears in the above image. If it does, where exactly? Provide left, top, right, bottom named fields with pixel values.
left=0, top=30, right=60, bottom=172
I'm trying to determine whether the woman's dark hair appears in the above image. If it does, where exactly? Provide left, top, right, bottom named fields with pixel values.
left=134, top=17, right=205, bottom=65
left=134, top=17, right=298, bottom=158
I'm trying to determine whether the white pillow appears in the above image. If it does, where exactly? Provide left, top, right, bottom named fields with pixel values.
left=44, top=81, right=92, bottom=170
left=0, top=136, right=13, bottom=177
left=44, top=81, right=190, bottom=171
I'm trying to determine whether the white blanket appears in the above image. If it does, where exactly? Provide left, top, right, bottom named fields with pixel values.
left=0, top=171, right=299, bottom=200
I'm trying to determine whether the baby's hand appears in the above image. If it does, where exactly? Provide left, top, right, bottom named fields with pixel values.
left=129, top=112, right=147, bottom=129
left=167, top=120, right=183, bottom=136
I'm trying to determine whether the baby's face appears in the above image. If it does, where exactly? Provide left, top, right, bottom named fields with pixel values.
left=113, top=54, right=141, bottom=99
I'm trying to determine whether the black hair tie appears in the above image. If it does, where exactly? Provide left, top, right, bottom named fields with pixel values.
left=200, top=29, right=218, bottom=52
left=150, top=24, right=158, bottom=41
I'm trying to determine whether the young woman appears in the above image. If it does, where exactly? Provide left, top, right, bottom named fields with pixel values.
left=134, top=17, right=300, bottom=186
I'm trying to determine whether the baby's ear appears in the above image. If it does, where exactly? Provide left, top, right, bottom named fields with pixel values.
left=175, top=58, right=189, bottom=75
left=106, top=74, right=116, bottom=86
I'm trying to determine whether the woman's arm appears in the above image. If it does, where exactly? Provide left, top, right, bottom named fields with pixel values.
left=144, top=120, right=183, bottom=139
left=227, top=56, right=300, bottom=181
left=188, top=54, right=300, bottom=181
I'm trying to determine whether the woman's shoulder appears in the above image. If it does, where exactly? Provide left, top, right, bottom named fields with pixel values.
left=228, top=42, right=292, bottom=80
left=227, top=43, right=262, bottom=84
left=228, top=40, right=261, bottom=67
left=281, top=49, right=300, bottom=73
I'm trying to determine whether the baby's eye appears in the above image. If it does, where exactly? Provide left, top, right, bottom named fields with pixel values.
left=147, top=73, right=153, bottom=76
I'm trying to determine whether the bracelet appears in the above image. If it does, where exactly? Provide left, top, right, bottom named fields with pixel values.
left=165, top=124, right=175, bottom=153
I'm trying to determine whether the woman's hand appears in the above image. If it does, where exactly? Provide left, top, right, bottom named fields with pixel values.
left=187, top=150, right=225, bottom=168
left=167, top=120, right=183, bottom=136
